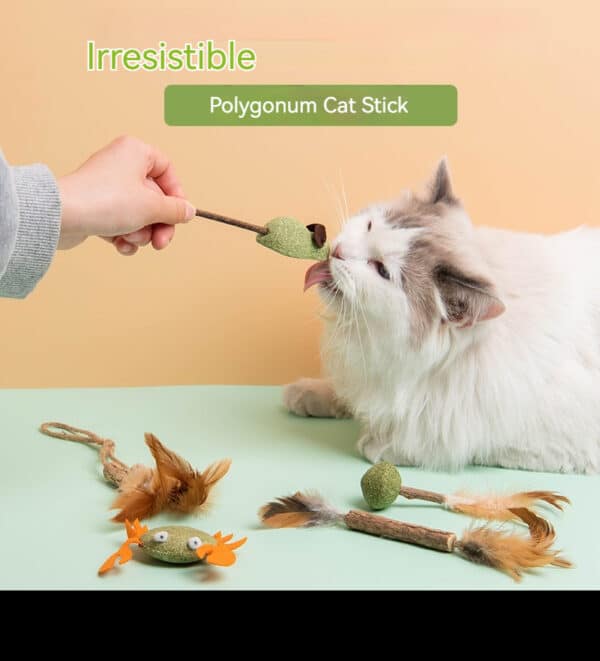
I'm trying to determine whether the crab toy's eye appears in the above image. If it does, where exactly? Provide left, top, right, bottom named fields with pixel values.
left=187, top=536, right=202, bottom=550
left=153, top=531, right=169, bottom=543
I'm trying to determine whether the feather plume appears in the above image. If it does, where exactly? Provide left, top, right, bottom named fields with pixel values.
left=259, top=491, right=343, bottom=528
left=456, top=507, right=572, bottom=581
left=202, top=459, right=232, bottom=487
left=111, top=487, right=160, bottom=522
left=445, top=490, right=570, bottom=521
left=110, top=464, right=162, bottom=522
left=110, top=433, right=231, bottom=521
left=170, top=459, right=232, bottom=513
left=145, top=432, right=196, bottom=487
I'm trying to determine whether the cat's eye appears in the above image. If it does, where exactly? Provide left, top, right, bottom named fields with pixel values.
left=153, top=531, right=169, bottom=543
left=374, top=261, right=390, bottom=280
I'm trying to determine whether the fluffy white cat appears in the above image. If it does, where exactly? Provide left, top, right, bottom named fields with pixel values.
left=284, top=160, right=600, bottom=474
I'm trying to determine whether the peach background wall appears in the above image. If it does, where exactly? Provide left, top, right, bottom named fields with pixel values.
left=1, top=1, right=599, bottom=387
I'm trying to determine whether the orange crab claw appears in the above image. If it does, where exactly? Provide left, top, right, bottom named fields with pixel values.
left=196, top=533, right=247, bottom=567
left=98, top=518, right=148, bottom=575
left=127, top=518, right=149, bottom=540
left=98, top=551, right=121, bottom=575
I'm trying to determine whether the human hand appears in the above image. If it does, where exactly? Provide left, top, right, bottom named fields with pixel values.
left=57, top=135, right=195, bottom=254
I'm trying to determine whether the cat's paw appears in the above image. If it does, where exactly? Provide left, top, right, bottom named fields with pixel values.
left=358, top=435, right=387, bottom=463
left=283, top=378, right=351, bottom=419
left=358, top=434, right=416, bottom=466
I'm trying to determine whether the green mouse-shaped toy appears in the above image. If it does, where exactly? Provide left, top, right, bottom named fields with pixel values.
left=195, top=209, right=329, bottom=260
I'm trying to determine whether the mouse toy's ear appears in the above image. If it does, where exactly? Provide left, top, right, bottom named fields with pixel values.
left=427, top=158, right=457, bottom=205
left=306, top=223, right=328, bottom=249
left=435, top=263, right=505, bottom=328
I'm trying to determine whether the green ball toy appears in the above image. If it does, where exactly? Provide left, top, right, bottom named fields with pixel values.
left=360, top=462, right=402, bottom=510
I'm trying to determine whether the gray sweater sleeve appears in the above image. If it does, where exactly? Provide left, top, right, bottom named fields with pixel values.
left=0, top=150, right=61, bottom=298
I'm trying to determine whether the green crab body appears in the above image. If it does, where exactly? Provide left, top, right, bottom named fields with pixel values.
left=99, top=519, right=247, bottom=574
left=140, top=526, right=216, bottom=564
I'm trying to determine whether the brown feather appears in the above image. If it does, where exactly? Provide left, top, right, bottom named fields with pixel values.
left=456, top=508, right=572, bottom=581
left=144, top=433, right=230, bottom=514
left=259, top=491, right=342, bottom=528
left=170, top=459, right=232, bottom=514
left=110, top=464, right=164, bottom=522
left=261, top=511, right=315, bottom=528
left=201, top=459, right=232, bottom=487
left=110, top=435, right=231, bottom=521
left=145, top=433, right=196, bottom=485
left=111, top=487, right=162, bottom=522
left=447, top=490, right=571, bottom=522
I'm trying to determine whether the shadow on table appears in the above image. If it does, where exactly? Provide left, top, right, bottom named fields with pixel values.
left=249, top=398, right=364, bottom=460
left=135, top=549, right=225, bottom=584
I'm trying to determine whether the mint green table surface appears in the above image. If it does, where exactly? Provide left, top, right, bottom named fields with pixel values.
left=1, top=385, right=597, bottom=590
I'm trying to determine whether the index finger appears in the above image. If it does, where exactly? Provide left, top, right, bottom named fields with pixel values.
left=146, top=145, right=186, bottom=198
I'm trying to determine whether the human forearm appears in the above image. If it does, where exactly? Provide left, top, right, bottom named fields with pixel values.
left=0, top=151, right=61, bottom=299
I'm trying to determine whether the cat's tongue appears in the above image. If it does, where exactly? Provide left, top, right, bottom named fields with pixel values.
left=304, top=260, right=332, bottom=291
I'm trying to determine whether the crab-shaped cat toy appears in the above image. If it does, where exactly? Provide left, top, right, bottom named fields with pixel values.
left=99, top=519, right=247, bottom=575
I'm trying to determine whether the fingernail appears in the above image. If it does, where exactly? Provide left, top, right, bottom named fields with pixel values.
left=119, top=243, right=135, bottom=255
left=184, top=202, right=196, bottom=221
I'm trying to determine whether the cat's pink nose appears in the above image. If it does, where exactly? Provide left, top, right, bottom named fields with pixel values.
left=331, top=245, right=344, bottom=260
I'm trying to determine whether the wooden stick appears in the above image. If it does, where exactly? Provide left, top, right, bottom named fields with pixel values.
left=343, top=510, right=457, bottom=553
left=195, top=209, right=268, bottom=236
left=399, top=486, right=446, bottom=505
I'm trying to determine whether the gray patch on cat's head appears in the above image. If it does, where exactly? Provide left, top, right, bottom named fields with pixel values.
left=383, top=160, right=503, bottom=345
left=385, top=159, right=459, bottom=229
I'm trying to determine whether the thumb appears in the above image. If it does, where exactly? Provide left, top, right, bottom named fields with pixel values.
left=154, top=195, right=196, bottom=225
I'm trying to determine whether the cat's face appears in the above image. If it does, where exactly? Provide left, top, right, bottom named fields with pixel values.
left=305, top=160, right=505, bottom=347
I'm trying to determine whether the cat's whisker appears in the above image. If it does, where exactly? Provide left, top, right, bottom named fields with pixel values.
left=338, top=168, right=351, bottom=223
left=333, top=179, right=346, bottom=229
left=322, top=179, right=345, bottom=231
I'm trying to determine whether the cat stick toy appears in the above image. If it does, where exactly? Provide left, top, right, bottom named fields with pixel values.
left=39, top=422, right=231, bottom=523
left=259, top=491, right=571, bottom=581
left=195, top=209, right=329, bottom=260
left=360, top=462, right=571, bottom=521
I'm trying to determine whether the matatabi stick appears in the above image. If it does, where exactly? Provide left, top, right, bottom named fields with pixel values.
left=343, top=510, right=456, bottom=552
left=195, top=209, right=268, bottom=235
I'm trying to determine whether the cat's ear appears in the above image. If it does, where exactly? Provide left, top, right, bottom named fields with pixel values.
left=427, top=158, right=457, bottom=205
left=435, top=264, right=505, bottom=327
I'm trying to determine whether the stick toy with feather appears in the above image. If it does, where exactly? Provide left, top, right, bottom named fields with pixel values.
left=360, top=462, right=570, bottom=521
left=39, top=422, right=231, bottom=523
left=259, top=491, right=571, bottom=581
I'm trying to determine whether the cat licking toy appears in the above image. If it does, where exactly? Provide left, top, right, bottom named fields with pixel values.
left=285, top=158, right=600, bottom=474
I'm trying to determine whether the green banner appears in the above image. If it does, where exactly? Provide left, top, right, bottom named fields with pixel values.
left=164, top=85, right=457, bottom=126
